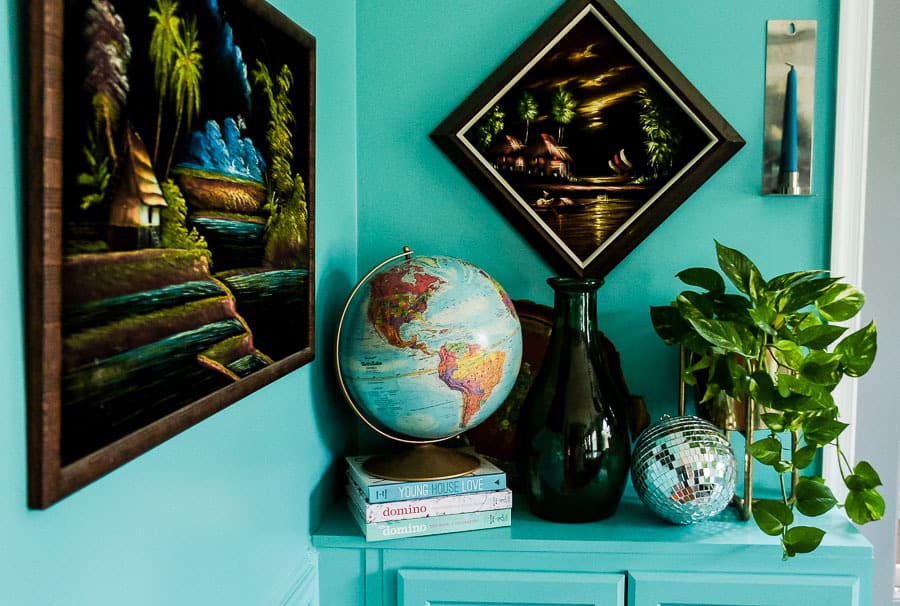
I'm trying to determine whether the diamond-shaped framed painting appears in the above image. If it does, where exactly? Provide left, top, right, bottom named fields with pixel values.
left=432, top=0, right=744, bottom=277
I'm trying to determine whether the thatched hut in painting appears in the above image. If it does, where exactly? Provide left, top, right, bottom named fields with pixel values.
left=108, top=128, right=168, bottom=250
left=488, top=134, right=526, bottom=171
left=526, top=133, right=572, bottom=178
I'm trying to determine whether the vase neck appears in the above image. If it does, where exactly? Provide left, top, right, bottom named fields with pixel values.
left=547, top=277, right=602, bottom=335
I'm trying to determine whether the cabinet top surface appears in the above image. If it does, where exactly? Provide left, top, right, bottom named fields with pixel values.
left=312, top=491, right=872, bottom=559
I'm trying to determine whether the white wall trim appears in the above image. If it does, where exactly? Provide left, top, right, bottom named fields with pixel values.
left=827, top=0, right=874, bottom=497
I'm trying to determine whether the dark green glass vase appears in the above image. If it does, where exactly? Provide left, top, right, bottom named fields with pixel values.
left=517, top=277, right=631, bottom=522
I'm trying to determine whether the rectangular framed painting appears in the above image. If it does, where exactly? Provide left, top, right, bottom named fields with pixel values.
left=26, top=0, right=315, bottom=508
left=432, top=0, right=744, bottom=278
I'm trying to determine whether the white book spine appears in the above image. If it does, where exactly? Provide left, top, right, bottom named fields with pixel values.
left=347, top=482, right=513, bottom=523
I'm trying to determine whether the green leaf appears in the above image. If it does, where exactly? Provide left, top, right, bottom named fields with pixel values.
left=684, top=353, right=714, bottom=375
left=650, top=305, right=687, bottom=344
left=845, top=488, right=885, bottom=524
left=752, top=499, right=794, bottom=536
left=773, top=460, right=792, bottom=473
left=792, top=444, right=818, bottom=470
left=749, top=370, right=777, bottom=406
left=775, top=373, right=799, bottom=398
left=716, top=241, right=765, bottom=298
left=677, top=290, right=716, bottom=319
left=796, top=312, right=823, bottom=331
left=783, top=526, right=826, bottom=556
left=674, top=293, right=704, bottom=320
left=677, top=267, right=725, bottom=293
left=682, top=332, right=715, bottom=356
left=749, top=306, right=778, bottom=336
left=844, top=461, right=882, bottom=490
left=834, top=321, right=877, bottom=377
left=748, top=437, right=783, bottom=465
left=766, top=270, right=827, bottom=292
left=760, top=412, right=786, bottom=432
left=771, top=340, right=804, bottom=370
left=796, top=324, right=848, bottom=350
left=795, top=477, right=837, bottom=516
left=774, top=394, right=831, bottom=413
left=709, top=353, right=737, bottom=394
left=711, top=293, right=753, bottom=320
left=774, top=373, right=815, bottom=397
left=772, top=375, right=835, bottom=410
left=686, top=316, right=757, bottom=357
left=799, top=351, right=843, bottom=386
left=777, top=277, right=839, bottom=313
left=803, top=417, right=848, bottom=446
left=817, top=283, right=865, bottom=322
left=699, top=380, right=721, bottom=403
left=680, top=370, right=698, bottom=387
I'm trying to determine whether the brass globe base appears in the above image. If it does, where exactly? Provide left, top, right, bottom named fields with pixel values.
left=362, top=444, right=480, bottom=481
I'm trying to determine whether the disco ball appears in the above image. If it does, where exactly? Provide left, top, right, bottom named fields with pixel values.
left=630, top=415, right=737, bottom=524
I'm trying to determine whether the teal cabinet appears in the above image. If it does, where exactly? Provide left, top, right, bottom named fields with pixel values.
left=313, top=493, right=872, bottom=606
left=399, top=569, right=624, bottom=605
left=628, top=571, right=860, bottom=606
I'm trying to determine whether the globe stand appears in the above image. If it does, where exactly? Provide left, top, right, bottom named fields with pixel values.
left=336, top=247, right=522, bottom=485
left=362, top=444, right=480, bottom=481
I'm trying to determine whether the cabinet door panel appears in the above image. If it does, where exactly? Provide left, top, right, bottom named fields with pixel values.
left=398, top=569, right=624, bottom=606
left=628, top=571, right=859, bottom=606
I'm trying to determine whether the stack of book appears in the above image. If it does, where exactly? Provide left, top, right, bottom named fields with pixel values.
left=345, top=452, right=513, bottom=542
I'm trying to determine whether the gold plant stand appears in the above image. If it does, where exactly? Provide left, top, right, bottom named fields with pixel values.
left=677, top=347, right=797, bottom=522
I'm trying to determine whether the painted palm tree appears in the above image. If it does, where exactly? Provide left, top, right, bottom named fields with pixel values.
left=148, top=0, right=182, bottom=165
left=84, top=0, right=131, bottom=163
left=517, top=91, right=538, bottom=144
left=252, top=61, right=296, bottom=210
left=166, top=16, right=203, bottom=178
left=550, top=87, right=576, bottom=143
left=252, top=60, right=308, bottom=267
left=474, top=104, right=505, bottom=151
left=636, top=87, right=681, bottom=183
left=80, top=0, right=130, bottom=209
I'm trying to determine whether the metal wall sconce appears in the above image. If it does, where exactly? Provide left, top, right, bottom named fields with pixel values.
left=762, top=20, right=817, bottom=196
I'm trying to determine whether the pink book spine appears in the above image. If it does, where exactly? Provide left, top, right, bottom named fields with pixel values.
left=348, top=483, right=513, bottom=523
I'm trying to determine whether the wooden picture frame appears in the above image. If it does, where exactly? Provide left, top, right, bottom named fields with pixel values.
left=432, top=0, right=744, bottom=277
left=26, top=0, right=315, bottom=508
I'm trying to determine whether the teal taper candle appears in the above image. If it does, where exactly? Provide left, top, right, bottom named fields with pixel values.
left=779, top=63, right=799, bottom=194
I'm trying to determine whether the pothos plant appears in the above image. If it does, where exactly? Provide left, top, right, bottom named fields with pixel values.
left=650, top=242, right=884, bottom=558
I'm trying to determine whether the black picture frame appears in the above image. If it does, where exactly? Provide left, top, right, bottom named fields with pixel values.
left=432, top=0, right=744, bottom=277
left=26, top=0, right=315, bottom=508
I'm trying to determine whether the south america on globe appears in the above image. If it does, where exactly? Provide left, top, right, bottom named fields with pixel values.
left=338, top=254, right=523, bottom=441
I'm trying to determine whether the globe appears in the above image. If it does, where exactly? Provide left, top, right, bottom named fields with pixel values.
left=336, top=250, right=523, bottom=452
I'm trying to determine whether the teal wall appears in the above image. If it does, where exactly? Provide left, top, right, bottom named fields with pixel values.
left=0, top=1, right=356, bottom=604
left=1, top=1, right=841, bottom=604
left=356, top=0, right=838, bottom=422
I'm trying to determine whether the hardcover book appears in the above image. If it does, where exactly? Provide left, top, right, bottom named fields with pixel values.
left=347, top=480, right=513, bottom=523
left=348, top=501, right=512, bottom=542
left=345, top=453, right=506, bottom=504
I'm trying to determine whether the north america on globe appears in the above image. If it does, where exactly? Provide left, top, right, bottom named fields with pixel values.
left=367, top=263, right=444, bottom=353
left=338, top=255, right=522, bottom=441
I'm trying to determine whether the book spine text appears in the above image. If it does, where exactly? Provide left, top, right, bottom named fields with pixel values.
left=349, top=504, right=512, bottom=542
left=347, top=465, right=507, bottom=503
left=347, top=483, right=513, bottom=522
